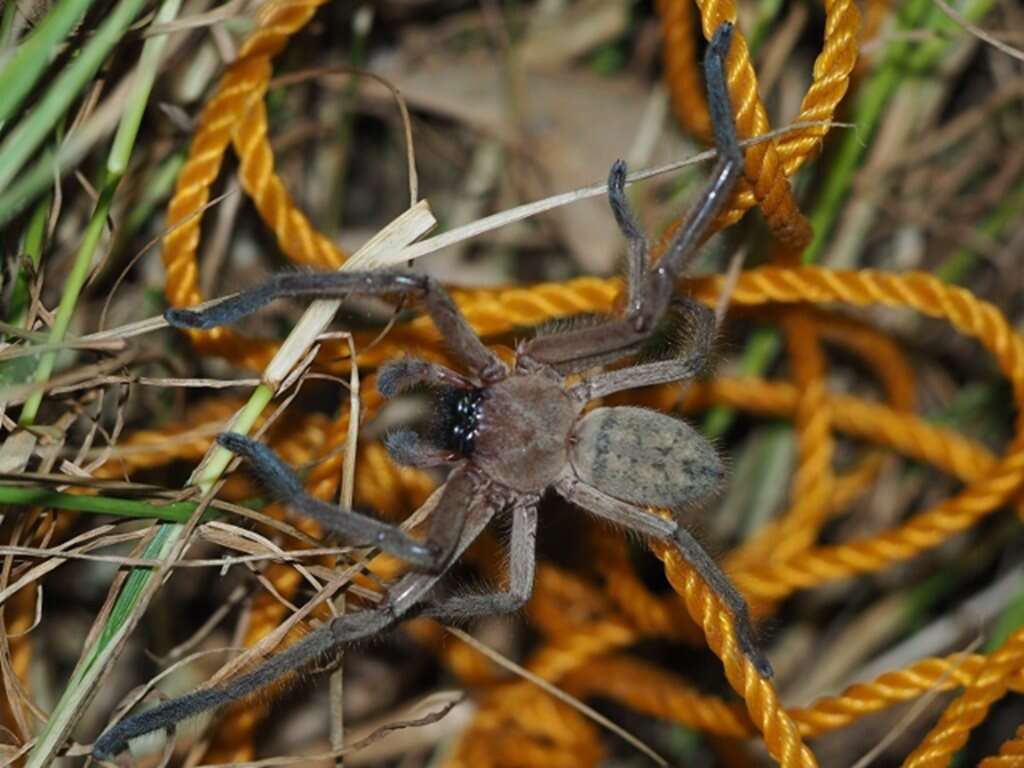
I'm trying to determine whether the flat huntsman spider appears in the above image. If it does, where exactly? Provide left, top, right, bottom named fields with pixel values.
left=94, top=21, right=769, bottom=761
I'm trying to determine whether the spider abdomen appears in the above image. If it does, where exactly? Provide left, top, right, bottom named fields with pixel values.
left=570, top=406, right=723, bottom=508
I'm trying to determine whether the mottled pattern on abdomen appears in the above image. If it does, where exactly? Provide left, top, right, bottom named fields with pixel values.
left=570, top=406, right=723, bottom=508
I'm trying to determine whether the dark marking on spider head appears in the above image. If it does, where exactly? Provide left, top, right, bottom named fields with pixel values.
left=435, top=386, right=485, bottom=457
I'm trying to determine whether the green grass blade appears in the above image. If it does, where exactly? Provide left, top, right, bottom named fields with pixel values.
left=18, top=0, right=184, bottom=426
left=804, top=0, right=998, bottom=264
left=0, top=486, right=198, bottom=521
left=0, top=0, right=150, bottom=192
left=0, top=0, right=96, bottom=128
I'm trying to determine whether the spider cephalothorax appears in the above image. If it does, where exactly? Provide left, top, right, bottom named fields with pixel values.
left=94, top=22, right=767, bottom=762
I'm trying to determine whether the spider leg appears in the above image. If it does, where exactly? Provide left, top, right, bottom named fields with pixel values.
left=607, top=159, right=649, bottom=318
left=93, top=478, right=497, bottom=761
left=377, top=357, right=472, bottom=397
left=166, top=272, right=506, bottom=381
left=554, top=476, right=772, bottom=678
left=419, top=499, right=538, bottom=619
left=650, top=22, right=742, bottom=306
left=92, top=620, right=344, bottom=761
left=519, top=22, right=740, bottom=373
left=383, top=430, right=455, bottom=468
left=570, top=297, right=714, bottom=401
left=220, top=433, right=472, bottom=573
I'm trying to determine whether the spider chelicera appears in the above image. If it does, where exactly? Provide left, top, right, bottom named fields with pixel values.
left=94, top=22, right=769, bottom=761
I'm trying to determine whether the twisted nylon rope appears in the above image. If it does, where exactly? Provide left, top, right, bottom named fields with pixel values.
left=161, top=0, right=339, bottom=371
left=561, top=652, right=1024, bottom=739
left=902, top=626, right=1024, bottom=768
left=763, top=243, right=838, bottom=584
left=655, top=0, right=860, bottom=247
left=1, top=553, right=39, bottom=741
left=979, top=723, right=1024, bottom=768
left=656, top=539, right=819, bottom=767
left=727, top=310, right=917, bottom=570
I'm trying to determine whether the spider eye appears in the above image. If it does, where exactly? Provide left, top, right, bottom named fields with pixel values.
left=435, top=387, right=484, bottom=457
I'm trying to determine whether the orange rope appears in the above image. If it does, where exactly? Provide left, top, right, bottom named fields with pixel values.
left=654, top=539, right=819, bottom=767
left=656, top=0, right=710, bottom=142
left=562, top=652, right=1024, bottom=739
left=728, top=309, right=916, bottom=570
left=0, top=578, right=36, bottom=743
left=902, top=626, right=1024, bottom=768
left=980, top=723, right=1024, bottom=768
left=656, top=0, right=860, bottom=247
left=162, top=0, right=339, bottom=371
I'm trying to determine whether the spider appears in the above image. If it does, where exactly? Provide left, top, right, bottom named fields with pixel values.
left=94, top=22, right=769, bottom=761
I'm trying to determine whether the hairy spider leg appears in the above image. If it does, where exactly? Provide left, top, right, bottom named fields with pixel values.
left=217, top=433, right=453, bottom=572
left=605, top=159, right=649, bottom=318
left=520, top=21, right=741, bottom=373
left=419, top=499, right=538, bottom=620
left=654, top=20, right=742, bottom=298
left=382, top=430, right=456, bottom=468
left=165, top=271, right=507, bottom=383
left=569, top=297, right=715, bottom=402
left=377, top=357, right=475, bottom=397
left=555, top=477, right=772, bottom=678
left=93, top=469, right=497, bottom=761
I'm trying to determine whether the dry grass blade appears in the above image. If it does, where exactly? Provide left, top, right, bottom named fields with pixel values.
left=849, top=636, right=984, bottom=768
left=397, top=120, right=850, bottom=262
left=931, top=0, right=1024, bottom=62
left=444, top=627, right=668, bottom=767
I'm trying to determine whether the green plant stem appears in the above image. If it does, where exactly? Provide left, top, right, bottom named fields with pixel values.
left=327, top=5, right=373, bottom=232
left=702, top=328, right=781, bottom=439
left=18, top=0, right=183, bottom=426
left=0, top=0, right=96, bottom=128
left=0, top=0, right=19, bottom=57
left=748, top=0, right=785, bottom=53
left=18, top=180, right=116, bottom=425
left=0, top=0, right=149, bottom=192
left=935, top=176, right=1024, bottom=283
left=0, top=486, right=198, bottom=522
left=5, top=193, right=50, bottom=330
left=17, top=0, right=191, bottom=760
left=0, top=193, right=52, bottom=387
left=117, top=152, right=186, bottom=249
left=804, top=0, right=998, bottom=264
left=987, top=586, right=1024, bottom=651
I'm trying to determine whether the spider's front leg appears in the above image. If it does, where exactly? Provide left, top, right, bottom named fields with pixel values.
left=218, top=433, right=471, bottom=572
left=626, top=20, right=742, bottom=329
left=569, top=297, right=716, bottom=402
left=521, top=21, right=741, bottom=373
left=166, top=271, right=507, bottom=383
left=417, top=498, right=538, bottom=620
